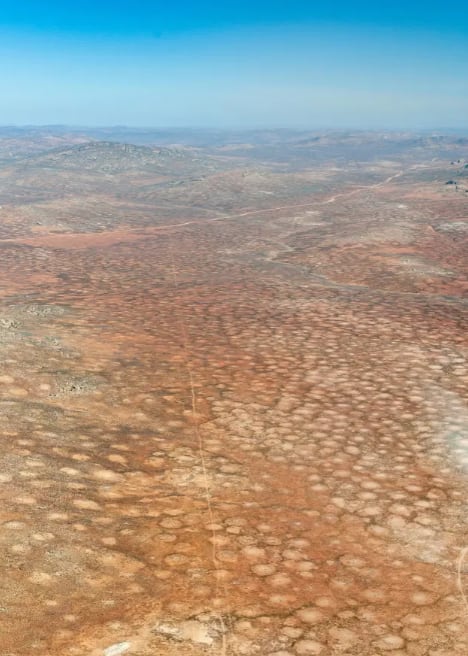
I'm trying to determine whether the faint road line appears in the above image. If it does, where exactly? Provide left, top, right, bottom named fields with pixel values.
left=0, top=163, right=430, bottom=247
left=145, top=163, right=428, bottom=230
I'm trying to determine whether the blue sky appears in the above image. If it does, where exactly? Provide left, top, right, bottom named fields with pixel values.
left=0, top=1, right=467, bottom=128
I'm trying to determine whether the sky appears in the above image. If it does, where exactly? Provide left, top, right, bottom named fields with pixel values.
left=0, top=1, right=467, bottom=129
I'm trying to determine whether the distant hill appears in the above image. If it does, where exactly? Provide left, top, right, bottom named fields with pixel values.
left=14, top=141, right=202, bottom=174
left=0, top=139, right=238, bottom=215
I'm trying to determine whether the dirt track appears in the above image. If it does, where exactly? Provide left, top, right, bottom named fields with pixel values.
left=0, top=157, right=466, bottom=656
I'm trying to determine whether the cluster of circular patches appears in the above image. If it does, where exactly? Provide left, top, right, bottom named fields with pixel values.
left=105, top=590, right=468, bottom=656
left=0, top=178, right=466, bottom=656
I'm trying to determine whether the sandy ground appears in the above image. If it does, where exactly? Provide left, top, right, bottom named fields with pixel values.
left=0, top=159, right=466, bottom=655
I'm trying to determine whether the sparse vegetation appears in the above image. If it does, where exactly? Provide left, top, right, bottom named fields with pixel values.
left=0, top=128, right=466, bottom=656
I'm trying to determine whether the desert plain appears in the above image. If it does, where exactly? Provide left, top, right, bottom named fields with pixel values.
left=0, top=128, right=466, bottom=655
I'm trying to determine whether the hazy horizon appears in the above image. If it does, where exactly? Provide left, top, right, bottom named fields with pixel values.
left=1, top=124, right=468, bottom=134
left=1, top=1, right=467, bottom=129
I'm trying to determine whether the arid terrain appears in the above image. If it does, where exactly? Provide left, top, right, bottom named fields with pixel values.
left=0, top=128, right=467, bottom=656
